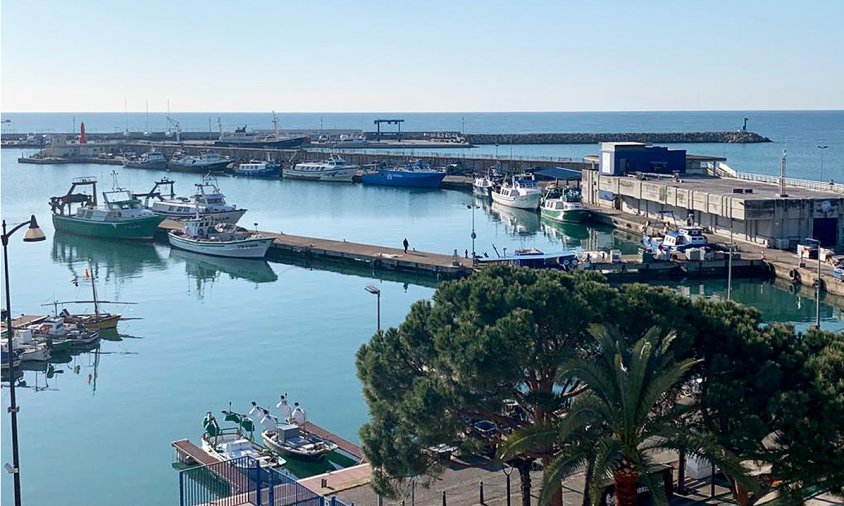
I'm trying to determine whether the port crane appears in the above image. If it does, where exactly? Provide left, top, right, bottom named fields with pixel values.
left=166, top=116, right=182, bottom=143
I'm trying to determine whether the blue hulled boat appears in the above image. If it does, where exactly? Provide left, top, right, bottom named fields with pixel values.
left=360, top=160, right=446, bottom=188
left=233, top=160, right=281, bottom=178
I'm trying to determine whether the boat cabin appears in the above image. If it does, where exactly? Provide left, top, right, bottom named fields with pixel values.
left=662, top=226, right=707, bottom=250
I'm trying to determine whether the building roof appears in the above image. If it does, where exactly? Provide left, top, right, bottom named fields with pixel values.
left=535, top=167, right=581, bottom=181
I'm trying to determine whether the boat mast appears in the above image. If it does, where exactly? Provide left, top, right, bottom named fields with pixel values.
left=272, top=111, right=279, bottom=138
left=90, top=265, right=100, bottom=321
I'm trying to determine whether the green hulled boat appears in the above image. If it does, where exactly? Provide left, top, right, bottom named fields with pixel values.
left=50, top=177, right=165, bottom=240
left=540, top=186, right=591, bottom=223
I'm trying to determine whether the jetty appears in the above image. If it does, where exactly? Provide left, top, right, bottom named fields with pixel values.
left=157, top=220, right=474, bottom=279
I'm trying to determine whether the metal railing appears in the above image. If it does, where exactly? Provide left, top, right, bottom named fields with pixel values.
left=302, top=147, right=581, bottom=163
left=179, top=456, right=348, bottom=506
left=733, top=171, right=844, bottom=194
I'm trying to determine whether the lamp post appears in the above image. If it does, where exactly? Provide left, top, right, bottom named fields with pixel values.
left=3, top=215, right=46, bottom=506
left=726, top=243, right=736, bottom=300
left=805, top=237, right=822, bottom=329
left=818, top=145, right=828, bottom=182
left=364, top=285, right=381, bottom=333
left=467, top=203, right=477, bottom=265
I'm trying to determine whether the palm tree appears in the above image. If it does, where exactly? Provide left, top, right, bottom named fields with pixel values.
left=500, top=325, right=752, bottom=506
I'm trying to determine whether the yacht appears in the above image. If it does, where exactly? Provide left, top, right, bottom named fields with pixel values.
left=139, top=176, right=246, bottom=224
left=491, top=174, right=542, bottom=210
left=283, top=155, right=358, bottom=182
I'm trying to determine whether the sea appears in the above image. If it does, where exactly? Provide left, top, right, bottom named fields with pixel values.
left=1, top=111, right=842, bottom=505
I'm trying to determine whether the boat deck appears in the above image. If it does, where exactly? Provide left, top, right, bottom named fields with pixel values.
left=158, top=220, right=474, bottom=278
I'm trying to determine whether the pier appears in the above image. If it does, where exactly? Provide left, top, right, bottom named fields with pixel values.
left=157, top=220, right=474, bottom=279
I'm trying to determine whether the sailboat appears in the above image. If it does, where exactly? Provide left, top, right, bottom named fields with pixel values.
left=44, top=267, right=135, bottom=330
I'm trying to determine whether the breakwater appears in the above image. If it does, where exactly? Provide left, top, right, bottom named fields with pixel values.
left=465, top=130, right=771, bottom=145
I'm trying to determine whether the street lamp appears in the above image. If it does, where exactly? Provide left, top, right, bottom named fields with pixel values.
left=804, top=237, right=822, bottom=329
left=364, top=285, right=381, bottom=333
left=467, top=203, right=477, bottom=265
left=818, top=145, right=829, bottom=182
left=725, top=243, right=736, bottom=300
left=3, top=214, right=46, bottom=506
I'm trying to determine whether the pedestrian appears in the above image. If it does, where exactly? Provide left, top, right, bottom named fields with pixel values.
left=403, top=238, right=409, bottom=253
left=465, top=249, right=469, bottom=258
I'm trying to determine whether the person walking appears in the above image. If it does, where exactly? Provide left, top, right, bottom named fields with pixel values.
left=403, top=238, right=409, bottom=254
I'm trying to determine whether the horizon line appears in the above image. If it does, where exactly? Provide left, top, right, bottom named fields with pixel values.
left=2, top=108, right=843, bottom=115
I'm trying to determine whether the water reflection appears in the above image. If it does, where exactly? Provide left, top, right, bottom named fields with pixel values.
left=489, top=202, right=540, bottom=236
left=51, top=232, right=166, bottom=281
left=169, top=248, right=278, bottom=298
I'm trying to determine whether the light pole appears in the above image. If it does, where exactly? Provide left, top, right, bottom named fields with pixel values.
left=805, top=237, right=822, bottom=329
left=818, top=145, right=829, bottom=182
left=725, top=243, right=736, bottom=300
left=467, top=203, right=477, bottom=265
left=2, top=215, right=46, bottom=506
left=364, top=285, right=381, bottom=333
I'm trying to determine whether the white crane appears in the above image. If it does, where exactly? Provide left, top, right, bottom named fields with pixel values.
left=165, top=116, right=181, bottom=143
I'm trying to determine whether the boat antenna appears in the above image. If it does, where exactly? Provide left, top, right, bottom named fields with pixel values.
left=110, top=169, right=120, bottom=191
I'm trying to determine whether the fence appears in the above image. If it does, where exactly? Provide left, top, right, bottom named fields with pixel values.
left=734, top=171, right=844, bottom=194
left=179, top=456, right=350, bottom=506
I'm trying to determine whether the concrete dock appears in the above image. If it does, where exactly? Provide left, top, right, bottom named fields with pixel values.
left=157, top=220, right=474, bottom=279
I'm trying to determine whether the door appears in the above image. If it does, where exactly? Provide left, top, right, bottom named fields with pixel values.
left=813, top=217, right=838, bottom=247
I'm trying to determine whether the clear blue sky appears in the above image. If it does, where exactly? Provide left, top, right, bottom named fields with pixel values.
left=2, top=0, right=842, bottom=112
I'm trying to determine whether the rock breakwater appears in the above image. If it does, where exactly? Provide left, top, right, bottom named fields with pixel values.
left=465, top=131, right=771, bottom=145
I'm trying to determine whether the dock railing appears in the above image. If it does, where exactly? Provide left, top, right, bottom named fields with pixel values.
left=733, top=171, right=844, bottom=194
left=179, top=456, right=350, bottom=506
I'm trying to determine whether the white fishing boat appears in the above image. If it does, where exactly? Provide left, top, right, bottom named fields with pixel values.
left=168, top=218, right=274, bottom=259
left=168, top=152, right=232, bottom=172
left=256, top=396, right=338, bottom=461
left=201, top=412, right=285, bottom=469
left=138, top=176, right=246, bottom=224
left=283, top=155, right=358, bottom=182
left=472, top=170, right=498, bottom=197
left=1, top=329, right=51, bottom=362
left=491, top=174, right=542, bottom=210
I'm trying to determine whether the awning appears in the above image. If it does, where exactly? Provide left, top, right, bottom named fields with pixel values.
left=535, top=167, right=581, bottom=181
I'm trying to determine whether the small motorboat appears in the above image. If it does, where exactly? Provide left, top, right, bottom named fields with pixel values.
left=201, top=411, right=285, bottom=469
left=2, top=329, right=51, bottom=362
left=257, top=396, right=338, bottom=461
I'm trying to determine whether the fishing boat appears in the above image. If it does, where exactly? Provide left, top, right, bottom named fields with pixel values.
left=360, top=160, right=446, bottom=188
left=136, top=176, right=247, bottom=224
left=473, top=170, right=498, bottom=197
left=233, top=160, right=281, bottom=178
left=49, top=177, right=166, bottom=240
left=168, top=152, right=232, bottom=173
left=642, top=225, right=708, bottom=253
left=216, top=113, right=307, bottom=149
left=490, top=174, right=542, bottom=210
left=1, top=349, right=22, bottom=370
left=44, top=266, right=133, bottom=330
left=540, top=186, right=591, bottom=223
left=283, top=155, right=358, bottom=182
left=256, top=396, right=338, bottom=461
left=2, top=329, right=51, bottom=362
left=201, top=411, right=285, bottom=469
left=28, top=317, right=100, bottom=349
left=123, top=150, right=168, bottom=170
left=168, top=218, right=274, bottom=259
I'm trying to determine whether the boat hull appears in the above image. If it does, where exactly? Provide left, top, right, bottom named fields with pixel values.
left=491, top=191, right=541, bottom=210
left=233, top=166, right=281, bottom=178
left=360, top=170, right=446, bottom=188
left=540, top=207, right=591, bottom=223
left=261, top=431, right=331, bottom=462
left=168, top=233, right=274, bottom=259
left=216, top=136, right=307, bottom=149
left=167, top=160, right=232, bottom=173
left=150, top=208, right=246, bottom=225
left=72, top=313, right=122, bottom=330
left=124, top=160, right=168, bottom=170
left=282, top=167, right=356, bottom=182
left=52, top=214, right=165, bottom=240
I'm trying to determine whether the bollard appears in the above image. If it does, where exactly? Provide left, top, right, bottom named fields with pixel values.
left=479, top=481, right=484, bottom=504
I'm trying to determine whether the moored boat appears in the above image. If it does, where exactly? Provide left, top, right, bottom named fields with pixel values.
left=137, top=176, right=246, bottom=224
left=168, top=152, right=232, bottom=173
left=123, top=150, right=168, bottom=170
left=233, top=160, right=281, bottom=178
left=283, top=155, right=358, bottom=182
left=360, top=160, right=446, bottom=188
left=50, top=177, right=166, bottom=240
left=2, top=329, right=51, bottom=362
left=643, top=225, right=709, bottom=253
left=201, top=411, right=285, bottom=469
left=168, top=218, right=274, bottom=259
left=490, top=174, right=542, bottom=210
left=256, top=396, right=338, bottom=461
left=216, top=113, right=306, bottom=149
left=540, top=186, right=591, bottom=223
left=473, top=170, right=498, bottom=197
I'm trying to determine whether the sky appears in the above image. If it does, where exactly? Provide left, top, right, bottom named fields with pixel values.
left=2, top=0, right=843, bottom=113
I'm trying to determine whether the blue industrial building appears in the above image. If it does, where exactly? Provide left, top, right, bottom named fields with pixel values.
left=599, top=142, right=686, bottom=176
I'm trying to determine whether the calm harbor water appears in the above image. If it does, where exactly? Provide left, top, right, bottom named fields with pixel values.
left=1, top=111, right=843, bottom=505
